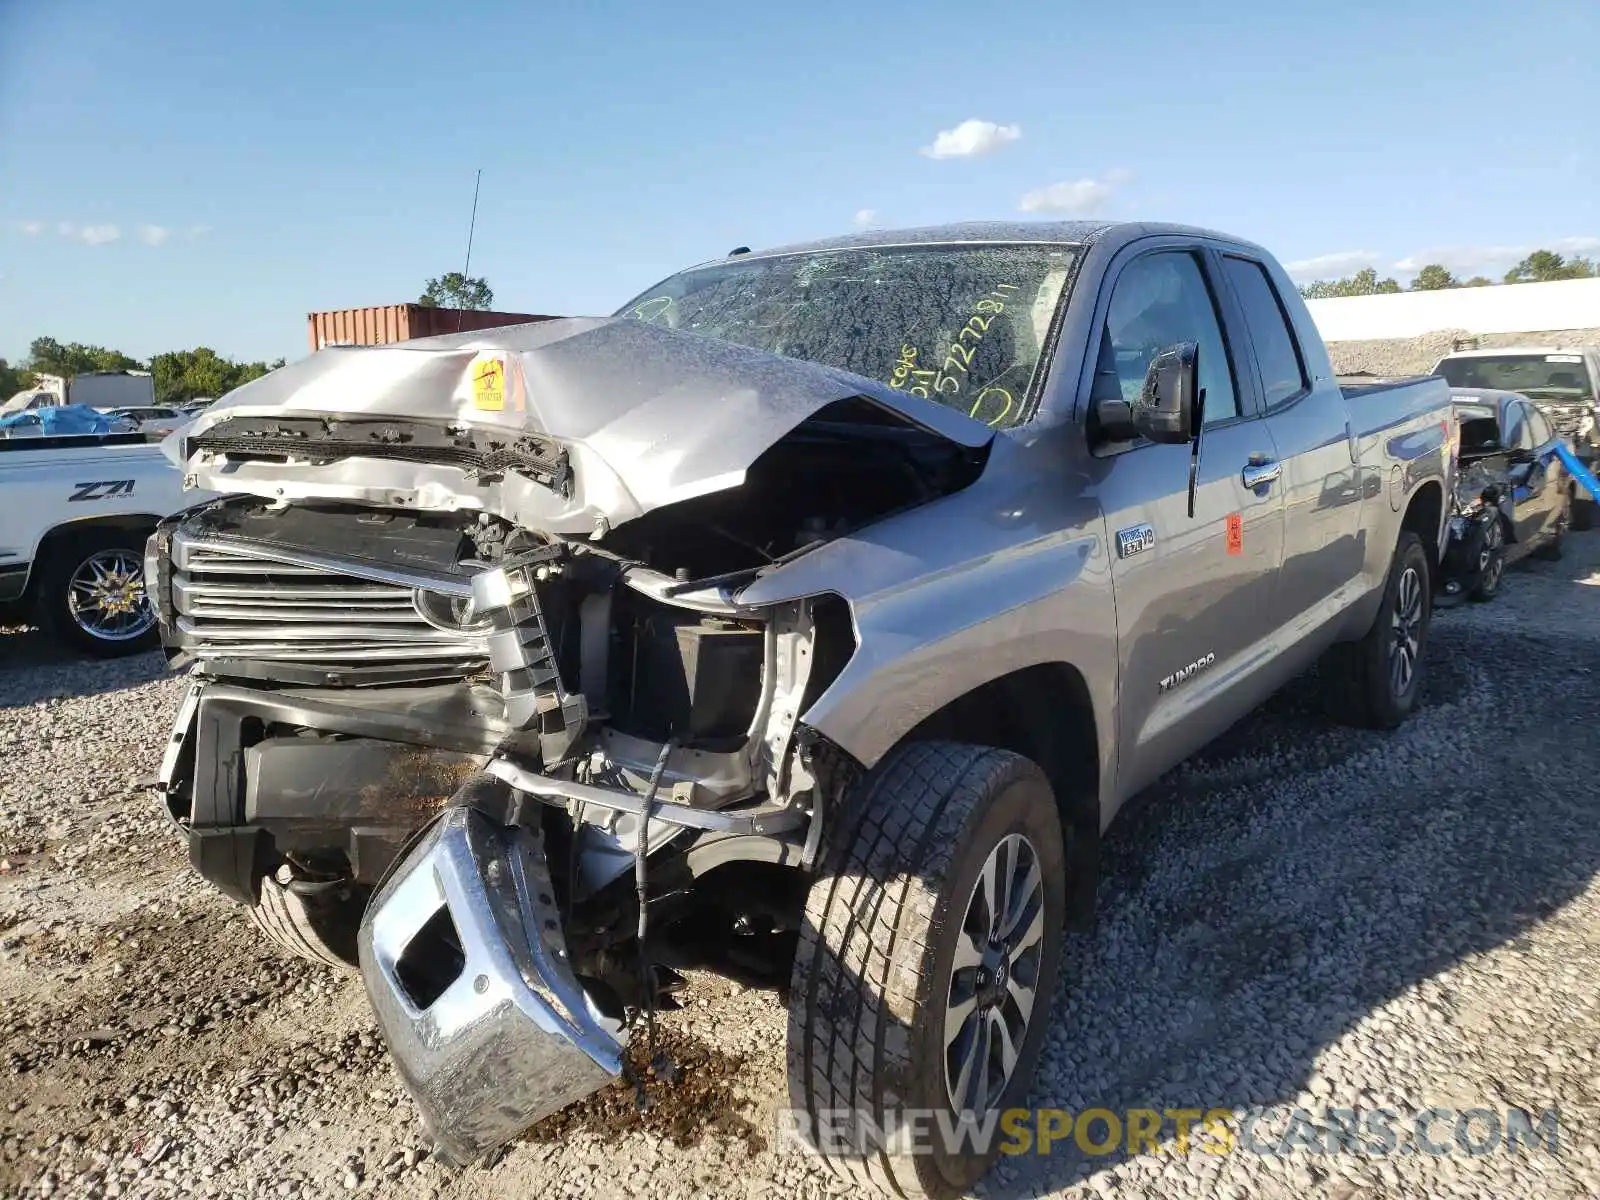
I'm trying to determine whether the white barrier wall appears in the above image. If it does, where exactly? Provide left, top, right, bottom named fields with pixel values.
left=1306, top=278, right=1600, bottom=342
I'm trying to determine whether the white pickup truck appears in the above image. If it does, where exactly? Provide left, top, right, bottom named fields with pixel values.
left=0, top=431, right=206, bottom=654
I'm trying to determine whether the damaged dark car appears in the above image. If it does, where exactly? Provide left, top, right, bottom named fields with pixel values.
left=1439, top=387, right=1574, bottom=602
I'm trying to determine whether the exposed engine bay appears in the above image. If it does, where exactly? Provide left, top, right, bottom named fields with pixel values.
left=151, top=386, right=984, bottom=1030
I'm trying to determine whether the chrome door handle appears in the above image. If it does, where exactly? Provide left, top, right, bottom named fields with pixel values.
left=1242, top=460, right=1282, bottom=490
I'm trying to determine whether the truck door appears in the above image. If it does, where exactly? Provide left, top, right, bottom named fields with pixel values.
left=1219, top=254, right=1366, bottom=629
left=1089, top=246, right=1286, bottom=800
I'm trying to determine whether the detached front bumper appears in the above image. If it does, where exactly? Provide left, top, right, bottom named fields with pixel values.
left=358, top=805, right=625, bottom=1164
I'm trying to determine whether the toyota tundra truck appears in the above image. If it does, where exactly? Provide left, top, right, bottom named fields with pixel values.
left=147, top=221, right=1453, bottom=1197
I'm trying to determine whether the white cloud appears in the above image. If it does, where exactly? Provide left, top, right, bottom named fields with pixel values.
left=188, top=224, right=212, bottom=238
left=920, top=119, right=1021, bottom=160
left=852, top=208, right=879, bottom=228
left=16, top=220, right=44, bottom=236
left=1017, top=169, right=1134, bottom=217
left=1282, top=250, right=1381, bottom=282
left=1392, top=236, right=1600, bottom=276
left=54, top=221, right=121, bottom=245
left=139, top=224, right=172, bottom=246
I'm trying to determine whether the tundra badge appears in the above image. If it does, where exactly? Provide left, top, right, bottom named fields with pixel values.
left=1160, top=651, right=1216, bottom=694
left=1116, top=523, right=1156, bottom=559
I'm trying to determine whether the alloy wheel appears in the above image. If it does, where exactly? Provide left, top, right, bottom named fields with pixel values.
left=1389, top=565, right=1423, bottom=697
left=67, top=548, right=156, bottom=642
left=944, top=833, right=1045, bottom=1115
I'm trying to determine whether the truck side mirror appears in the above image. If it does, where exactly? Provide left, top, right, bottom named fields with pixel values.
left=1133, top=342, right=1201, bottom=444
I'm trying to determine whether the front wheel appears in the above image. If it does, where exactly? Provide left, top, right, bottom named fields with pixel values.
left=787, top=742, right=1066, bottom=1198
left=1322, top=531, right=1432, bottom=729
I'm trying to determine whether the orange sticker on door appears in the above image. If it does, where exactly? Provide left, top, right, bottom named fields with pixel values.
left=1225, top=513, right=1243, bottom=556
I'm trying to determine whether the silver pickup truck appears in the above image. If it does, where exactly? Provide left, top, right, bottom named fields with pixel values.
left=148, top=221, right=1452, bottom=1196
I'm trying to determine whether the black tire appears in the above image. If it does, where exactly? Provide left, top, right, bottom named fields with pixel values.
left=787, top=742, right=1066, bottom=1199
left=248, top=873, right=363, bottom=970
left=1322, top=531, right=1431, bottom=730
left=1573, top=496, right=1595, bottom=532
left=1469, top=518, right=1505, bottom=602
left=34, top=528, right=159, bottom=656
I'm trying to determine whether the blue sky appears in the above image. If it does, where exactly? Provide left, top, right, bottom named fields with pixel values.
left=2, top=0, right=1596, bottom=365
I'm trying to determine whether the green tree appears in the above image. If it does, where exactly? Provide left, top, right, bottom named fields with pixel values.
left=0, top=358, right=37, bottom=399
left=1464, top=276, right=1493, bottom=287
left=418, top=272, right=494, bottom=310
left=27, top=336, right=144, bottom=378
left=1504, top=250, right=1598, bottom=284
left=149, top=348, right=286, bottom=404
left=1409, top=264, right=1458, bottom=291
left=1300, top=267, right=1402, bottom=299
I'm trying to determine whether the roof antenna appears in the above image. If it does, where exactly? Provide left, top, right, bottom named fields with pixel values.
left=456, top=168, right=482, bottom=332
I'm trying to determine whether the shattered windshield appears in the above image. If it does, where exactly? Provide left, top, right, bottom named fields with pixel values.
left=614, top=243, right=1078, bottom=428
left=1436, top=354, right=1596, bottom=400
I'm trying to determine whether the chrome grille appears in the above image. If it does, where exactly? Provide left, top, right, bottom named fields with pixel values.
left=169, top=534, right=489, bottom=667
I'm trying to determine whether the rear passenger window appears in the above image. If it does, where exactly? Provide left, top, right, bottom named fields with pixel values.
left=1504, top=403, right=1533, bottom=451
left=1526, top=407, right=1554, bottom=446
left=1223, top=257, right=1309, bottom=408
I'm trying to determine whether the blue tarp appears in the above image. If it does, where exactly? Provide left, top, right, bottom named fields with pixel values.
left=0, top=403, right=116, bottom=437
left=1552, top=440, right=1600, bottom=503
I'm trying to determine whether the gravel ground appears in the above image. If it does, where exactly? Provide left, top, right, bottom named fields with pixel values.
left=4, top=535, right=1600, bottom=1200
left=1326, top=327, right=1600, bottom=378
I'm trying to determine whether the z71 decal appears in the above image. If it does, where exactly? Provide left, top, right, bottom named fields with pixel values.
left=69, top=480, right=137, bottom=502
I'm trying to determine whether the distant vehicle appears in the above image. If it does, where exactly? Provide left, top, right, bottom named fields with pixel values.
left=107, top=405, right=189, bottom=436
left=1432, top=346, right=1600, bottom=462
left=1440, top=387, right=1575, bottom=602
left=0, top=404, right=119, bottom=440
left=1, top=369, right=157, bottom=416
left=0, top=429, right=213, bottom=654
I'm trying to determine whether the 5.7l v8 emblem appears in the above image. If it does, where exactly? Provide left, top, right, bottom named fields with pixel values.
left=1116, top=523, right=1155, bottom=558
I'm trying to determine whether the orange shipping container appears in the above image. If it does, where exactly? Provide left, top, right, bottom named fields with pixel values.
left=306, top=305, right=559, bottom=352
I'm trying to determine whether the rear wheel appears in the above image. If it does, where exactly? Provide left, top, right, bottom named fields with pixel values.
left=1322, top=531, right=1432, bottom=729
left=787, top=742, right=1066, bottom=1198
left=35, top=530, right=159, bottom=656
left=1470, top=517, right=1505, bottom=602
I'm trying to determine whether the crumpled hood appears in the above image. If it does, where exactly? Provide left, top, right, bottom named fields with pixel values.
left=173, top=317, right=993, bottom=534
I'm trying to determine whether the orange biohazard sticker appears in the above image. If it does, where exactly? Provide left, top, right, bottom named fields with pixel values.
left=472, top=357, right=505, bottom=411
left=1225, top=513, right=1243, bottom=556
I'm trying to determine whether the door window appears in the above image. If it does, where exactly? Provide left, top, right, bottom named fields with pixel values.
left=1503, top=401, right=1534, bottom=451
left=1526, top=406, right=1554, bottom=446
left=1221, top=256, right=1309, bottom=408
left=1097, top=251, right=1239, bottom=427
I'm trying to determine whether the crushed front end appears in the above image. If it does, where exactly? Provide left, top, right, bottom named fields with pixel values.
left=149, top=493, right=851, bottom=1153
left=145, top=316, right=996, bottom=1160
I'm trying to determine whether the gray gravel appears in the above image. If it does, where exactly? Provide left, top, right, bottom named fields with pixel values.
left=3, top=537, right=1600, bottom=1199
